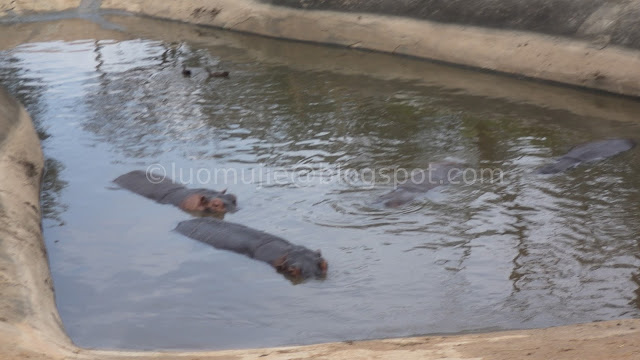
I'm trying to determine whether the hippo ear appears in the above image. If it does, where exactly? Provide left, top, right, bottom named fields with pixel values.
left=315, top=249, right=322, bottom=256
left=220, top=188, right=227, bottom=194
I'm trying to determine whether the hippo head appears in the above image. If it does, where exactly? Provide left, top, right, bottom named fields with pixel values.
left=380, top=189, right=417, bottom=208
left=193, top=191, right=237, bottom=214
left=211, top=191, right=238, bottom=213
left=274, top=248, right=328, bottom=281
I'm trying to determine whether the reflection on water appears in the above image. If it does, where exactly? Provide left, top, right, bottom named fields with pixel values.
left=0, top=53, right=69, bottom=225
left=1, top=16, right=640, bottom=350
left=42, top=158, right=69, bottom=226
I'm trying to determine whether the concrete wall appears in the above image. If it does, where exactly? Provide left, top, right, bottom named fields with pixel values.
left=1, top=1, right=640, bottom=359
left=263, top=0, right=640, bottom=50
left=96, top=0, right=640, bottom=98
left=0, top=0, right=81, bottom=16
left=0, top=87, right=78, bottom=358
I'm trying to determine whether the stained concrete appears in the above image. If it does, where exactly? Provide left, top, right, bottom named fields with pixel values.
left=263, top=0, right=640, bottom=50
left=1, top=0, right=640, bottom=359
left=0, top=0, right=81, bottom=17
left=0, top=87, right=18, bottom=145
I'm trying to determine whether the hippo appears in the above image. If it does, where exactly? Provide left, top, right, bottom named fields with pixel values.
left=536, top=138, right=636, bottom=174
left=379, top=162, right=464, bottom=208
left=113, top=170, right=237, bottom=215
left=175, top=218, right=328, bottom=282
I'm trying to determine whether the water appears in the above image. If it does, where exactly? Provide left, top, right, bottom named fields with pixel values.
left=1, top=15, right=640, bottom=351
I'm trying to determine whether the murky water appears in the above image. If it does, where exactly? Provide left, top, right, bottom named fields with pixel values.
left=2, top=15, right=640, bottom=351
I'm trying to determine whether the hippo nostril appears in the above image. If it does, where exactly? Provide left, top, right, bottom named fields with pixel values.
left=206, top=198, right=228, bottom=214
left=289, top=267, right=301, bottom=278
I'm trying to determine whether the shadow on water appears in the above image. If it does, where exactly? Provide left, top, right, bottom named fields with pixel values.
left=1, top=15, right=640, bottom=350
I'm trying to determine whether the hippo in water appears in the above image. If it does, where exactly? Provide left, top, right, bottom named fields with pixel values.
left=175, top=218, right=328, bottom=282
left=536, top=138, right=636, bottom=174
left=379, top=162, right=464, bottom=208
left=114, top=170, right=237, bottom=215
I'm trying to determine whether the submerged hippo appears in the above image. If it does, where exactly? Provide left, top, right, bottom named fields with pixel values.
left=536, top=139, right=636, bottom=174
left=175, top=218, right=328, bottom=282
left=182, top=64, right=229, bottom=79
left=114, top=170, right=237, bottom=215
left=379, top=162, right=464, bottom=208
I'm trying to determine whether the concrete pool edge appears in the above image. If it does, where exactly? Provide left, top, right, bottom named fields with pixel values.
left=0, top=87, right=77, bottom=357
left=0, top=0, right=81, bottom=15
left=1, top=2, right=640, bottom=360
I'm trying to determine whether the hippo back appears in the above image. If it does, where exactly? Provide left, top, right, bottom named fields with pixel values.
left=379, top=162, right=465, bottom=207
left=565, top=139, right=636, bottom=162
left=536, top=139, right=636, bottom=174
left=175, top=218, right=272, bottom=257
left=114, top=170, right=237, bottom=212
left=114, top=170, right=184, bottom=202
left=175, top=218, right=328, bottom=281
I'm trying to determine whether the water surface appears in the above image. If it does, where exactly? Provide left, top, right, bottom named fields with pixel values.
left=1, top=15, right=640, bottom=350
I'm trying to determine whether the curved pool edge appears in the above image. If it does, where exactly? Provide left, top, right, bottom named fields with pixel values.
left=0, top=87, right=77, bottom=357
left=1, top=1, right=640, bottom=359
left=0, top=0, right=81, bottom=16
left=1, top=75, right=640, bottom=360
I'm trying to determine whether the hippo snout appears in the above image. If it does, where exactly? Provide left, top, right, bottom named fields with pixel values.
left=219, top=193, right=238, bottom=213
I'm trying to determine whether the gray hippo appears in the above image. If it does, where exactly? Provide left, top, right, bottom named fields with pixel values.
left=536, top=139, right=636, bottom=174
left=175, top=218, right=327, bottom=281
left=114, top=170, right=237, bottom=215
left=379, top=162, right=464, bottom=208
